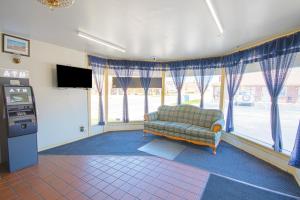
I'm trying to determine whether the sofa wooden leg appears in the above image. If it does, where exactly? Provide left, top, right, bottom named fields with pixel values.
left=212, top=147, right=216, bottom=155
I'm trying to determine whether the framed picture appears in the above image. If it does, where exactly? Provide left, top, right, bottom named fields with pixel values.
left=2, top=34, right=30, bottom=57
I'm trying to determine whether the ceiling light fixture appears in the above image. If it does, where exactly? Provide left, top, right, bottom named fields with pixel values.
left=38, top=0, right=75, bottom=9
left=78, top=31, right=126, bottom=53
left=205, top=0, right=224, bottom=34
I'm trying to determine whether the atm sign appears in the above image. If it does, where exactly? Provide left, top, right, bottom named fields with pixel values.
left=2, top=69, right=29, bottom=78
left=9, top=88, right=28, bottom=93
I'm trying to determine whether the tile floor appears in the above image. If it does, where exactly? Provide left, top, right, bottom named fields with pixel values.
left=0, top=155, right=209, bottom=200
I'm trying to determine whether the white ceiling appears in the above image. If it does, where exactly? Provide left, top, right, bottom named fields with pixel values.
left=0, top=0, right=300, bottom=61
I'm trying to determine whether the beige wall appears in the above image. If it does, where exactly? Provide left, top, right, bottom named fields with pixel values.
left=0, top=35, right=91, bottom=151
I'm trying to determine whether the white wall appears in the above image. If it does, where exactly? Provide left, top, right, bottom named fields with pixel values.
left=0, top=36, right=91, bottom=151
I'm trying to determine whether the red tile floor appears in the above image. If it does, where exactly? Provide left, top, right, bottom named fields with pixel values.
left=0, top=155, right=209, bottom=200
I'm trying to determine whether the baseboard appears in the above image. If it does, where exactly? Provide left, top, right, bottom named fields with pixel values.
left=38, top=123, right=143, bottom=152
left=295, top=169, right=300, bottom=186
left=104, top=122, right=144, bottom=132
left=90, top=125, right=104, bottom=136
left=222, top=133, right=300, bottom=186
left=38, top=131, right=104, bottom=152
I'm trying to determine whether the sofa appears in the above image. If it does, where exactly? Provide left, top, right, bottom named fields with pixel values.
left=144, top=104, right=225, bottom=154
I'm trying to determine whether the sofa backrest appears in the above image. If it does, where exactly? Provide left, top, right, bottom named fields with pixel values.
left=157, top=105, right=223, bottom=128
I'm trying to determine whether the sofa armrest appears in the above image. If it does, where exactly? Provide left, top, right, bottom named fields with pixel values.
left=210, top=119, right=225, bottom=133
left=144, top=112, right=158, bottom=121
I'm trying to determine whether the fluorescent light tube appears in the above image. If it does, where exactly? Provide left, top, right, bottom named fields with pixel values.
left=78, top=31, right=126, bottom=53
left=205, top=0, right=224, bottom=34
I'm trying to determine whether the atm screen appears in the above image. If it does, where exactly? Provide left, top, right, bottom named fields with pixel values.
left=10, top=93, right=30, bottom=103
left=5, top=86, right=33, bottom=105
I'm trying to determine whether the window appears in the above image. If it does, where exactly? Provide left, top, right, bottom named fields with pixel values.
left=127, top=87, right=146, bottom=121
left=225, top=63, right=273, bottom=147
left=165, top=71, right=178, bottom=106
left=280, top=66, right=300, bottom=152
left=108, top=70, right=162, bottom=122
left=91, top=76, right=100, bottom=125
left=108, top=70, right=124, bottom=122
left=181, top=75, right=200, bottom=106
left=225, top=62, right=300, bottom=153
left=165, top=70, right=221, bottom=108
left=147, top=71, right=162, bottom=113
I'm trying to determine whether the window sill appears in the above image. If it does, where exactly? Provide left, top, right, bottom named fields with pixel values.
left=106, top=121, right=144, bottom=125
left=223, top=132, right=291, bottom=160
left=230, top=132, right=292, bottom=156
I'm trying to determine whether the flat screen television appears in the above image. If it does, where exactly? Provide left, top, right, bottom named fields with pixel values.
left=56, top=65, right=92, bottom=88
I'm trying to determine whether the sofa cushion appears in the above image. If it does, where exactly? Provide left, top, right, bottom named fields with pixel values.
left=192, top=109, right=223, bottom=128
left=157, top=105, right=223, bottom=129
left=185, top=125, right=219, bottom=144
left=144, top=121, right=170, bottom=130
left=164, top=122, right=192, bottom=133
left=158, top=105, right=195, bottom=124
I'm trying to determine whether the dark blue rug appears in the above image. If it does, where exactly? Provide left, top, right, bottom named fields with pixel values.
left=201, top=174, right=298, bottom=200
left=40, top=130, right=300, bottom=197
left=41, top=131, right=157, bottom=156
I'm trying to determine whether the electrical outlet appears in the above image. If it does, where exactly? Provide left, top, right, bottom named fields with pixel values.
left=80, top=126, right=85, bottom=132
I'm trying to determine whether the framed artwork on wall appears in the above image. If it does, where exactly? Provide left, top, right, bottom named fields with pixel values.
left=2, top=34, right=30, bottom=57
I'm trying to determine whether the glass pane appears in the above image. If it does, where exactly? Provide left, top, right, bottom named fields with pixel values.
left=165, top=72, right=178, bottom=106
left=224, top=62, right=300, bottom=153
left=148, top=88, right=162, bottom=113
left=281, top=66, right=300, bottom=152
left=128, top=88, right=145, bottom=121
left=91, top=76, right=99, bottom=125
left=165, top=70, right=221, bottom=108
left=209, top=75, right=221, bottom=109
left=108, top=74, right=123, bottom=122
left=225, top=63, right=273, bottom=147
left=181, top=75, right=200, bottom=106
left=108, top=70, right=162, bottom=122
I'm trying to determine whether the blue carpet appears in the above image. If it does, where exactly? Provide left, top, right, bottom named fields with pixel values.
left=201, top=174, right=297, bottom=200
left=175, top=140, right=300, bottom=197
left=40, top=130, right=300, bottom=197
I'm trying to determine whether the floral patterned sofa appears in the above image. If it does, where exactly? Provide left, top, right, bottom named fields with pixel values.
left=144, top=105, right=225, bottom=154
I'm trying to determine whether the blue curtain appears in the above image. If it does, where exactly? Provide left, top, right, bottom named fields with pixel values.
left=259, top=52, right=296, bottom=152
left=139, top=69, right=153, bottom=114
left=193, top=68, right=214, bottom=108
left=289, top=121, right=300, bottom=168
left=89, top=55, right=106, bottom=125
left=170, top=68, right=186, bottom=105
left=114, top=68, right=134, bottom=123
left=92, top=66, right=105, bottom=125
left=225, top=59, right=246, bottom=132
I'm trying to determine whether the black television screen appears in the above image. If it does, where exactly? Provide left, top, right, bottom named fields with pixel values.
left=57, top=65, right=92, bottom=88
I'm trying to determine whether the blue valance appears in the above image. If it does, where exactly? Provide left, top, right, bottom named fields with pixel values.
left=88, top=55, right=107, bottom=66
left=108, top=60, right=162, bottom=71
left=88, top=55, right=163, bottom=71
left=89, top=31, right=300, bottom=71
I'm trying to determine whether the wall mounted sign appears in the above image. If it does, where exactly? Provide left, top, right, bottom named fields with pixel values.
left=2, top=34, right=30, bottom=57
left=0, top=68, right=29, bottom=79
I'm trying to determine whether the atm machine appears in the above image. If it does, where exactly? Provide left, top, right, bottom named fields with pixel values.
left=0, top=85, right=38, bottom=172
